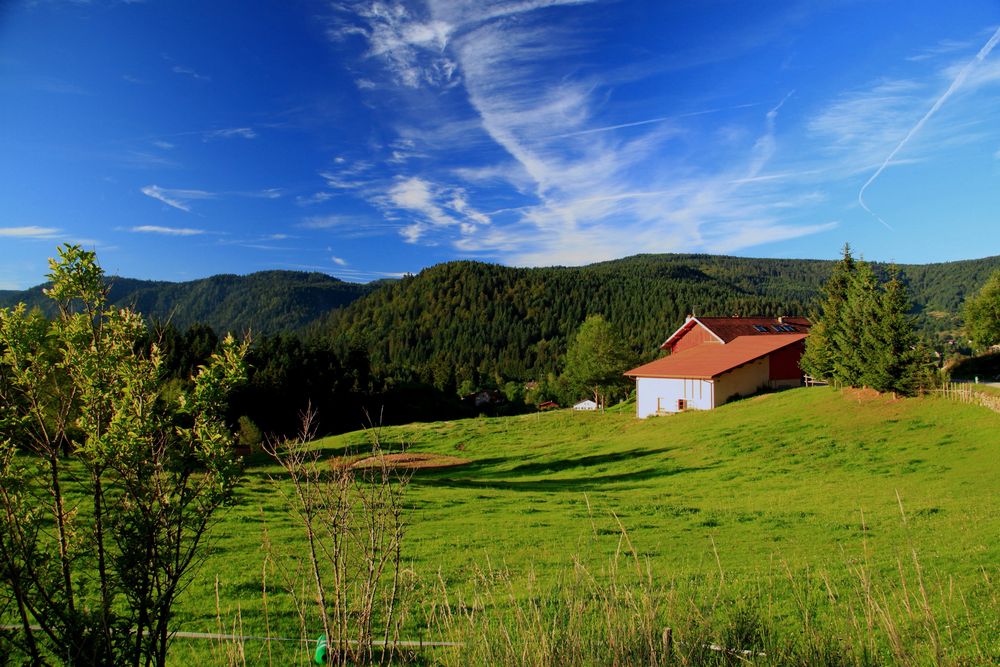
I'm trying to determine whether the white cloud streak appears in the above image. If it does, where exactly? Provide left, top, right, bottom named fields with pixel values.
left=172, top=65, right=210, bottom=82
left=140, top=185, right=215, bottom=212
left=858, top=25, right=1000, bottom=230
left=130, top=225, right=206, bottom=236
left=338, top=3, right=1000, bottom=265
left=140, top=185, right=280, bottom=211
left=204, top=127, right=257, bottom=140
left=0, top=226, right=61, bottom=239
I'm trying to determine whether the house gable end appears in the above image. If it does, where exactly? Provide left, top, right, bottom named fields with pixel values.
left=659, top=317, right=725, bottom=352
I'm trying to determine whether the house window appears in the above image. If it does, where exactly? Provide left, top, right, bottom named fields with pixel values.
left=677, top=399, right=688, bottom=411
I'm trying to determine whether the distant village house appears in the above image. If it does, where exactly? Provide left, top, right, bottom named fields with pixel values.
left=573, top=399, right=598, bottom=411
left=625, top=316, right=810, bottom=418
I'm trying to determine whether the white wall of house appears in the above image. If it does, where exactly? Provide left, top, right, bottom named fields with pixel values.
left=635, top=376, right=714, bottom=418
left=713, top=358, right=769, bottom=405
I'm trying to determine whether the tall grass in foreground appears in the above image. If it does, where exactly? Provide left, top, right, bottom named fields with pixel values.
left=198, top=504, right=996, bottom=666
left=423, top=511, right=996, bottom=666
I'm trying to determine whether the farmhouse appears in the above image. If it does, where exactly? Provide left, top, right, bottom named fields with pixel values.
left=625, top=316, right=810, bottom=418
left=573, top=399, right=598, bottom=411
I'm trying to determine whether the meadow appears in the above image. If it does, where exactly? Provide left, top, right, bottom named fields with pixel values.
left=168, top=386, right=998, bottom=665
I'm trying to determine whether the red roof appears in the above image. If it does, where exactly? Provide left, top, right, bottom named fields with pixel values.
left=660, top=316, right=811, bottom=350
left=627, top=334, right=808, bottom=380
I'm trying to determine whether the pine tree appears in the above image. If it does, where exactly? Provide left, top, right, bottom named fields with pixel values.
left=804, top=247, right=933, bottom=396
left=864, top=267, right=919, bottom=393
left=842, top=260, right=881, bottom=387
left=802, top=244, right=855, bottom=383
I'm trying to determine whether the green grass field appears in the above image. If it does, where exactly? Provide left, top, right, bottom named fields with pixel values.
left=170, top=387, right=998, bottom=664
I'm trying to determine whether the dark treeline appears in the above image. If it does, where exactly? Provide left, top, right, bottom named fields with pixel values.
left=81, top=253, right=1000, bottom=438
left=150, top=323, right=474, bottom=440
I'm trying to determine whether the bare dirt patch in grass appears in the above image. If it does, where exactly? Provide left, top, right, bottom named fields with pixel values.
left=843, top=387, right=882, bottom=402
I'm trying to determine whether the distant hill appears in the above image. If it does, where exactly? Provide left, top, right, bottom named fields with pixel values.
left=0, top=270, right=377, bottom=336
left=316, top=253, right=1000, bottom=384
left=4, top=253, right=997, bottom=382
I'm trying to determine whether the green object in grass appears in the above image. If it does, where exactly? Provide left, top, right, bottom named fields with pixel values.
left=314, top=635, right=328, bottom=664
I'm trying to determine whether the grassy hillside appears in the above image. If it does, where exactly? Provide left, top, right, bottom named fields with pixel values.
left=170, top=387, right=998, bottom=663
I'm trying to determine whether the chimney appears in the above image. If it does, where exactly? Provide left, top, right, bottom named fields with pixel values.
left=778, top=315, right=785, bottom=324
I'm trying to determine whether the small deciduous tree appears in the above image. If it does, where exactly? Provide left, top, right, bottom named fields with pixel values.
left=0, top=244, right=247, bottom=666
left=562, top=315, right=630, bottom=410
left=962, top=268, right=1000, bottom=352
left=265, top=409, right=412, bottom=665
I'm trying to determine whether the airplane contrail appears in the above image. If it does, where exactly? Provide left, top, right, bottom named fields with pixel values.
left=548, top=103, right=761, bottom=139
left=858, top=25, right=1000, bottom=230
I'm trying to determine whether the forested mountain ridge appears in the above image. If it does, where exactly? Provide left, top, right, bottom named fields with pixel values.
left=316, top=253, right=1000, bottom=387
left=4, top=253, right=997, bottom=389
left=0, top=270, right=377, bottom=336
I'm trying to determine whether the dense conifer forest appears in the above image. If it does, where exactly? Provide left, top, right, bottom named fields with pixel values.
left=316, top=253, right=1000, bottom=385
left=5, top=252, right=998, bottom=437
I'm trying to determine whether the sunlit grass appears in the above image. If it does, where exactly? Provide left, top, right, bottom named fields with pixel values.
left=166, top=386, right=998, bottom=663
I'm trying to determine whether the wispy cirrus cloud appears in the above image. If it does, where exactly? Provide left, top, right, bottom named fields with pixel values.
left=172, top=65, right=210, bottom=82
left=140, top=185, right=215, bottom=212
left=296, top=191, right=335, bottom=206
left=857, top=26, right=1000, bottom=229
left=298, top=213, right=399, bottom=238
left=384, top=176, right=491, bottom=243
left=807, top=25, right=1000, bottom=230
left=0, top=226, right=61, bottom=239
left=331, top=3, right=1000, bottom=265
left=140, top=185, right=281, bottom=211
left=242, top=188, right=282, bottom=199
left=332, top=2, right=459, bottom=89
left=319, top=159, right=375, bottom=190
left=204, top=127, right=257, bottom=141
left=330, top=0, right=839, bottom=264
left=130, top=225, right=206, bottom=236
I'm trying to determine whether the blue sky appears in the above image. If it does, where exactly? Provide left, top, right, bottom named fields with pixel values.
left=2, top=0, right=1000, bottom=289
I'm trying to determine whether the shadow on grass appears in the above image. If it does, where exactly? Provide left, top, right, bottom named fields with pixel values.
left=243, top=448, right=700, bottom=493
left=411, top=464, right=715, bottom=492
left=506, top=448, right=662, bottom=475
left=412, top=448, right=663, bottom=482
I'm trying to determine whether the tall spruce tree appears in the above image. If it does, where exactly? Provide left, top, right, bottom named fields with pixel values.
left=863, top=267, right=929, bottom=394
left=802, top=244, right=855, bottom=382
left=802, top=246, right=933, bottom=395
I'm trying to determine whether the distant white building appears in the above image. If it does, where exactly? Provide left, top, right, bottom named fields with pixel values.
left=573, top=399, right=598, bottom=411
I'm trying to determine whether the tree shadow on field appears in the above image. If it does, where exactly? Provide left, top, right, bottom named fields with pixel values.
left=505, top=448, right=661, bottom=475
left=414, top=448, right=660, bottom=482
left=412, top=459, right=716, bottom=492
